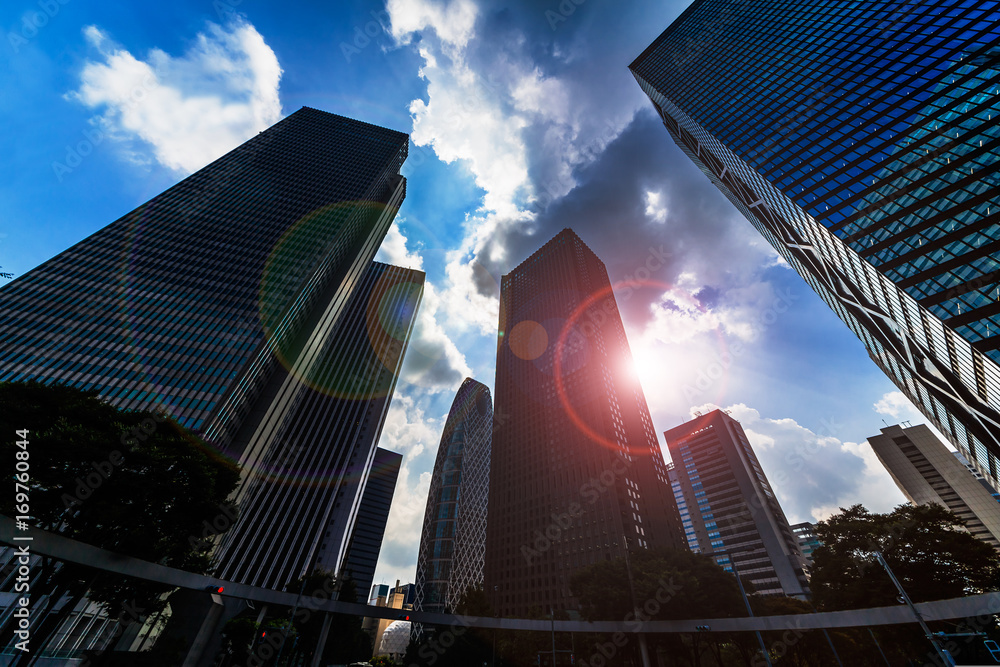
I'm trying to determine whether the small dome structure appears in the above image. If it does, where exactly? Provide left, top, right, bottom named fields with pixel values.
left=377, top=620, right=411, bottom=657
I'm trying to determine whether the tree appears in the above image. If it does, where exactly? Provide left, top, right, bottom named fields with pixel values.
left=0, top=381, right=240, bottom=656
left=289, top=572, right=371, bottom=665
left=811, top=503, right=1000, bottom=610
left=810, top=503, right=1000, bottom=665
left=571, top=549, right=749, bottom=666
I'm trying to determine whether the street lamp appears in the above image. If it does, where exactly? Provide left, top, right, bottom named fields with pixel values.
left=621, top=538, right=653, bottom=667
left=713, top=549, right=772, bottom=667
left=873, top=551, right=956, bottom=667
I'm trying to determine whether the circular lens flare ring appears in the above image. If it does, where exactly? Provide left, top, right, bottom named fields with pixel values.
left=552, top=279, right=729, bottom=451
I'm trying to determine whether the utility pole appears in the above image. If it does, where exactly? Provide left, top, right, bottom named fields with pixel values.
left=622, top=539, right=652, bottom=667
left=718, top=550, right=772, bottom=667
left=873, top=551, right=955, bottom=667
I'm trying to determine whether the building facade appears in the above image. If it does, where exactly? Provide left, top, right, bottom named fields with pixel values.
left=791, top=522, right=821, bottom=569
left=665, top=410, right=810, bottom=598
left=667, top=462, right=701, bottom=553
left=485, top=228, right=683, bottom=618
left=0, top=108, right=423, bottom=665
left=339, top=447, right=404, bottom=603
left=414, top=378, right=493, bottom=616
left=631, top=1, right=1000, bottom=487
left=868, top=423, right=1000, bottom=549
left=215, top=260, right=422, bottom=589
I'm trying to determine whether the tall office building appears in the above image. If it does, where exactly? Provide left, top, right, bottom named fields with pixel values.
left=0, top=107, right=421, bottom=594
left=485, top=228, right=683, bottom=617
left=215, top=260, right=422, bottom=588
left=868, top=423, right=1000, bottom=549
left=665, top=410, right=810, bottom=598
left=791, top=522, right=822, bottom=568
left=631, top=2, right=1000, bottom=487
left=667, top=462, right=701, bottom=553
left=338, top=447, right=404, bottom=603
left=414, top=378, right=492, bottom=617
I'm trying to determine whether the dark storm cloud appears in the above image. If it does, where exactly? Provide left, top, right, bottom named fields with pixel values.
left=439, top=0, right=778, bottom=329
left=471, top=109, right=777, bottom=328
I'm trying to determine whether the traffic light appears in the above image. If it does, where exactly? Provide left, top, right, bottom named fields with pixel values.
left=695, top=625, right=711, bottom=632
left=204, top=585, right=224, bottom=594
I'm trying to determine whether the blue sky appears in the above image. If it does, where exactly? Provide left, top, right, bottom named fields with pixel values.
left=2, top=0, right=936, bottom=588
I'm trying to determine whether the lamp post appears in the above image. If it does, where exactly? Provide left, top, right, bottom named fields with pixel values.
left=714, top=549, right=772, bottom=667
left=621, top=538, right=652, bottom=667
left=873, top=551, right=955, bottom=667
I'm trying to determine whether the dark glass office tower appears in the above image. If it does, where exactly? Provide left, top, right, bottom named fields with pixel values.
left=339, top=447, right=404, bottom=603
left=0, top=106, right=407, bottom=443
left=0, top=108, right=420, bottom=591
left=414, top=378, right=492, bottom=618
left=485, top=229, right=683, bottom=618
left=631, top=2, right=1000, bottom=485
left=665, top=410, right=810, bottom=598
left=216, top=260, right=422, bottom=588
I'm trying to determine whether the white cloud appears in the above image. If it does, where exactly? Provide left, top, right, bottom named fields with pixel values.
left=644, top=190, right=668, bottom=223
left=687, top=402, right=905, bottom=524
left=376, top=223, right=424, bottom=271
left=873, top=390, right=914, bottom=420
left=372, top=394, right=444, bottom=584
left=383, top=0, right=643, bottom=338
left=387, top=0, right=479, bottom=49
left=71, top=20, right=282, bottom=174
left=377, top=223, right=472, bottom=391
left=645, top=273, right=782, bottom=345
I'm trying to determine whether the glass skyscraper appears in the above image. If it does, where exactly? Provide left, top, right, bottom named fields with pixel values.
left=485, top=229, right=683, bottom=618
left=632, top=1, right=1000, bottom=485
left=414, top=377, right=493, bottom=619
left=0, top=107, right=422, bottom=595
left=339, top=447, right=403, bottom=603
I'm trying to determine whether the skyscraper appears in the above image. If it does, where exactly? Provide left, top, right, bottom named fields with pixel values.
left=667, top=462, right=701, bottom=553
left=485, top=228, right=683, bottom=618
left=665, top=409, right=810, bottom=598
left=791, top=522, right=822, bottom=569
left=414, top=378, right=492, bottom=617
left=338, top=447, right=404, bottom=603
left=214, top=260, right=422, bottom=589
left=631, top=2, right=1000, bottom=487
left=0, top=107, right=421, bottom=593
left=868, top=423, right=1000, bottom=549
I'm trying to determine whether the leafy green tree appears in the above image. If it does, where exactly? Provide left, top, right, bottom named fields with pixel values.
left=571, top=548, right=749, bottom=666
left=810, top=503, right=1000, bottom=665
left=811, top=503, right=1000, bottom=610
left=0, top=381, right=240, bottom=656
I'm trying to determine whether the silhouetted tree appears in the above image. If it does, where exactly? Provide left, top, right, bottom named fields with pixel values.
left=0, top=381, right=240, bottom=659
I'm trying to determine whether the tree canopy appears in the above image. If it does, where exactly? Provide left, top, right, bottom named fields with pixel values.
left=0, top=380, right=240, bottom=613
left=810, top=503, right=1000, bottom=610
